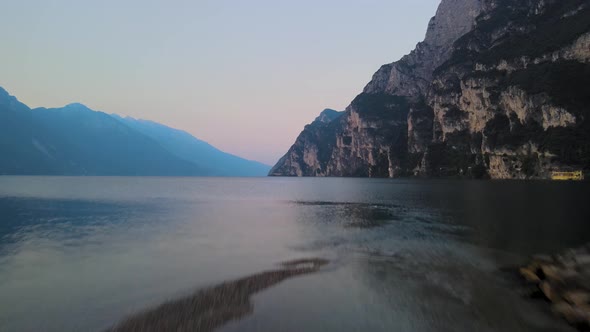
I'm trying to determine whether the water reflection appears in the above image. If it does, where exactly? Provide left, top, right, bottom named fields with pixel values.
left=288, top=199, right=468, bottom=256
left=290, top=201, right=403, bottom=228
left=0, top=197, right=154, bottom=251
left=0, top=177, right=588, bottom=332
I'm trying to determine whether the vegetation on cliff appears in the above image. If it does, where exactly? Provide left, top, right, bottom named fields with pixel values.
left=271, top=0, right=590, bottom=179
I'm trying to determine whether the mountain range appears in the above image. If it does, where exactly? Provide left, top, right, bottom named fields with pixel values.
left=270, top=0, right=590, bottom=179
left=0, top=87, right=270, bottom=176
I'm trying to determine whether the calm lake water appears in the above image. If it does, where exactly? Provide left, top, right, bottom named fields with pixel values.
left=1, top=177, right=589, bottom=332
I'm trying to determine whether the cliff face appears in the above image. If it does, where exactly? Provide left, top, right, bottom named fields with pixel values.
left=271, top=0, right=590, bottom=179
left=269, top=109, right=343, bottom=176
left=364, top=0, right=483, bottom=97
left=428, top=0, right=590, bottom=179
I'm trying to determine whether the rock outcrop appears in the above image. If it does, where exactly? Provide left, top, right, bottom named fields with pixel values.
left=268, top=109, right=343, bottom=176
left=271, top=0, right=590, bottom=179
left=520, top=245, right=590, bottom=329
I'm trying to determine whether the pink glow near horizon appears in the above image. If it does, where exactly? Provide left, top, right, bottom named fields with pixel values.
left=0, top=0, right=440, bottom=165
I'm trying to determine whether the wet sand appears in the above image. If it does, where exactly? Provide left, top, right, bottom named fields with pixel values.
left=106, top=258, right=328, bottom=332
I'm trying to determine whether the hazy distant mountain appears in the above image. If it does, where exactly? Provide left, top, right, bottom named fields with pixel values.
left=112, top=115, right=271, bottom=177
left=30, top=103, right=207, bottom=176
left=0, top=87, right=58, bottom=174
left=0, top=86, right=268, bottom=176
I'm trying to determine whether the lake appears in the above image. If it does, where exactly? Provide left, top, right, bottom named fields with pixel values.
left=1, top=176, right=589, bottom=331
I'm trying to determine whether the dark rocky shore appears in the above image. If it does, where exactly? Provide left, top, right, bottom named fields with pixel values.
left=107, top=258, right=328, bottom=332
left=520, top=245, right=590, bottom=330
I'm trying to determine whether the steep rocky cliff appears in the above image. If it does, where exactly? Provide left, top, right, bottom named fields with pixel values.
left=427, top=0, right=590, bottom=179
left=269, top=109, right=343, bottom=176
left=271, top=0, right=590, bottom=179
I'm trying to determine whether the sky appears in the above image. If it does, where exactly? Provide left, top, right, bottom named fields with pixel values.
left=0, top=0, right=440, bottom=165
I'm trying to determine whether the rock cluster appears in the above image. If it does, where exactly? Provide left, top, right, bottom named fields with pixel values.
left=520, top=245, right=590, bottom=329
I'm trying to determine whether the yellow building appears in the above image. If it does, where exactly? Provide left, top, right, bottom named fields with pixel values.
left=551, top=171, right=584, bottom=181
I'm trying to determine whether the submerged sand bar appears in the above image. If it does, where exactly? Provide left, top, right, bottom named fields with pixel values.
left=107, top=258, right=329, bottom=332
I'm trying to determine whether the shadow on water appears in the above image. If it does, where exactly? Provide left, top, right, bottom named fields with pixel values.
left=442, top=181, right=590, bottom=256
left=106, top=258, right=329, bottom=332
left=291, top=181, right=590, bottom=257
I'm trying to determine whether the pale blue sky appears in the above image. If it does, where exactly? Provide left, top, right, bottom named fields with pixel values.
left=1, top=0, right=440, bottom=165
